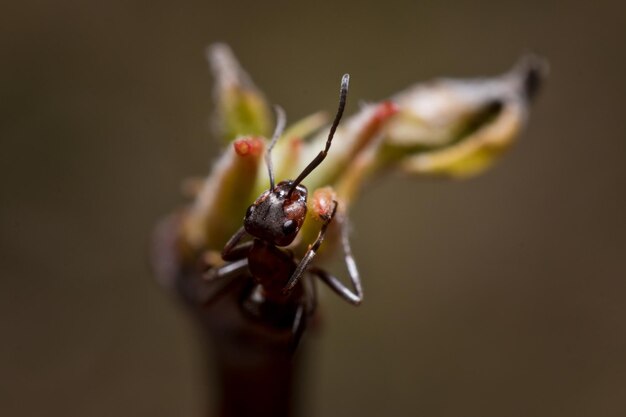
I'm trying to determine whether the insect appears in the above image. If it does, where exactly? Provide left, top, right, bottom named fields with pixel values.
left=204, top=74, right=363, bottom=346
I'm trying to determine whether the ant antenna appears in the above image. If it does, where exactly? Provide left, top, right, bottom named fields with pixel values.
left=265, top=105, right=286, bottom=191
left=288, top=73, right=350, bottom=196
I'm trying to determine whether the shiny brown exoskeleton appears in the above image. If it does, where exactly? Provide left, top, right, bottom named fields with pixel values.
left=204, top=74, right=362, bottom=347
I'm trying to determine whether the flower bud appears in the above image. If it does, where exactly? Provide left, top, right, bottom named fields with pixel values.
left=182, top=136, right=264, bottom=251
left=208, top=43, right=273, bottom=143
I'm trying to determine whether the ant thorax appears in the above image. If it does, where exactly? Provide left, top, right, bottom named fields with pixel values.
left=243, top=181, right=307, bottom=247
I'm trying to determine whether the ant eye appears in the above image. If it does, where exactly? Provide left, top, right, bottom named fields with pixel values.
left=282, top=220, right=297, bottom=235
left=246, top=205, right=255, bottom=218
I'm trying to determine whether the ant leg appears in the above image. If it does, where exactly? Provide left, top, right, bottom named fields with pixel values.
left=308, top=210, right=363, bottom=305
left=199, top=258, right=248, bottom=306
left=309, top=266, right=362, bottom=306
left=282, top=201, right=338, bottom=295
left=221, top=226, right=253, bottom=261
left=290, top=304, right=306, bottom=351
left=203, top=226, right=251, bottom=283
left=290, top=277, right=317, bottom=350
left=203, top=258, right=248, bottom=283
left=302, top=274, right=318, bottom=315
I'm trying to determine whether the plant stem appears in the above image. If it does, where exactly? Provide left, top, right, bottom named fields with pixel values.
left=153, top=214, right=303, bottom=417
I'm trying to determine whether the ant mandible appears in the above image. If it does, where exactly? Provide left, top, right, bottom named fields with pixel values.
left=204, top=74, right=362, bottom=345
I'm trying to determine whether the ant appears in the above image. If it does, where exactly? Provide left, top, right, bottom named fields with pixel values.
left=203, top=74, right=363, bottom=346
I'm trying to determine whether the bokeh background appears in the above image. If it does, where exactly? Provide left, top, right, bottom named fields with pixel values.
left=2, top=0, right=625, bottom=416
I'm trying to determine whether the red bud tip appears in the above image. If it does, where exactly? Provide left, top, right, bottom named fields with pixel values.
left=312, top=187, right=336, bottom=221
left=289, top=137, right=303, bottom=151
left=373, top=101, right=400, bottom=123
left=233, top=137, right=263, bottom=156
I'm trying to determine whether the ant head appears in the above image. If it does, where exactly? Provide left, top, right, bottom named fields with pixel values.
left=244, top=181, right=307, bottom=246
left=243, top=74, right=350, bottom=246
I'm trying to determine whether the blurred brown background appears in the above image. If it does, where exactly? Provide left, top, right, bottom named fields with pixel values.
left=2, top=0, right=625, bottom=416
